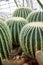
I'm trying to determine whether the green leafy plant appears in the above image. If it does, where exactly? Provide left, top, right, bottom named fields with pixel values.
left=27, top=10, right=43, bottom=22
left=19, top=22, right=43, bottom=58
left=12, top=7, right=32, bottom=19
left=0, top=20, right=12, bottom=59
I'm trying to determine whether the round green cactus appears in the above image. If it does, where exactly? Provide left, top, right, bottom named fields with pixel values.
left=6, top=17, right=27, bottom=47
left=0, top=20, right=12, bottom=59
left=27, top=10, right=43, bottom=22
left=12, top=7, right=32, bottom=19
left=19, top=22, right=43, bottom=58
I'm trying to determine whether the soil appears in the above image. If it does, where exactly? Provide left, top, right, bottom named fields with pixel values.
left=8, top=55, right=39, bottom=65
left=3, top=47, right=40, bottom=65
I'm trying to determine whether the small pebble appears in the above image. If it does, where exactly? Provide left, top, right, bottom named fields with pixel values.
left=16, top=56, right=20, bottom=59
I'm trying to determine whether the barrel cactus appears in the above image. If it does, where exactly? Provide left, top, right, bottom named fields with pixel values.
left=19, top=22, right=43, bottom=58
left=6, top=17, right=27, bottom=47
left=27, top=10, right=43, bottom=22
left=12, top=7, right=32, bottom=19
left=0, top=20, right=12, bottom=59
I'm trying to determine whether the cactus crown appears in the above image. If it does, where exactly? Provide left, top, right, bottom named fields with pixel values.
left=19, top=22, right=43, bottom=58
left=25, top=22, right=43, bottom=27
left=12, top=7, right=32, bottom=19
left=27, top=10, right=43, bottom=22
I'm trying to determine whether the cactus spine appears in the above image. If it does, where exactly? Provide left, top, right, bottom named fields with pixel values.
left=19, top=22, right=43, bottom=58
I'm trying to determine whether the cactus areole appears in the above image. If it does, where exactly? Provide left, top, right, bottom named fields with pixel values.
left=12, top=7, right=32, bottom=19
left=0, top=20, right=12, bottom=58
left=19, top=22, right=43, bottom=58
left=27, top=10, right=43, bottom=22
